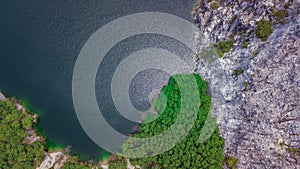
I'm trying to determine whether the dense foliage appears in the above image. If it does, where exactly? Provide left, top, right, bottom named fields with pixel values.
left=119, top=74, right=225, bottom=168
left=224, top=155, right=239, bottom=169
left=256, top=19, right=273, bottom=41
left=62, top=156, right=92, bottom=169
left=216, top=40, right=234, bottom=57
left=0, top=100, right=45, bottom=169
left=243, top=41, right=249, bottom=48
left=0, top=99, right=97, bottom=169
left=108, top=155, right=127, bottom=169
left=211, top=2, right=219, bottom=10
left=233, top=68, right=243, bottom=77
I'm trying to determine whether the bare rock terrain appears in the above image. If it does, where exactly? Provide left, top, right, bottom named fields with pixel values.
left=193, top=0, right=300, bottom=168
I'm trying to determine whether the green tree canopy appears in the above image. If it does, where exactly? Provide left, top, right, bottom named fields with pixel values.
left=119, top=74, right=225, bottom=169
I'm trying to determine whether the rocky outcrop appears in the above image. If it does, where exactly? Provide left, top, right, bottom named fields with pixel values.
left=193, top=0, right=299, bottom=168
left=126, top=159, right=141, bottom=169
left=37, top=151, right=68, bottom=169
left=0, top=92, right=5, bottom=101
left=0, top=93, right=112, bottom=169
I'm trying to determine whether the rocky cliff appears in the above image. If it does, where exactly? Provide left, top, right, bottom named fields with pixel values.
left=193, top=0, right=299, bottom=168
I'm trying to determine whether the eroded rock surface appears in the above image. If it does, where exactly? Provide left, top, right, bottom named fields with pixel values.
left=193, top=0, right=299, bottom=168
left=37, top=151, right=68, bottom=169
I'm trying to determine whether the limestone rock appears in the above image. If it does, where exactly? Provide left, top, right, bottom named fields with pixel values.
left=193, top=0, right=300, bottom=168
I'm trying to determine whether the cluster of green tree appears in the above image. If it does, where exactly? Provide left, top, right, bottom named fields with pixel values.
left=223, top=154, right=239, bottom=169
left=116, top=74, right=225, bottom=168
left=243, top=41, right=249, bottom=48
left=62, top=156, right=93, bottom=169
left=0, top=98, right=102, bottom=169
left=0, top=100, right=45, bottom=168
left=108, top=155, right=127, bottom=169
left=233, top=68, right=244, bottom=77
left=215, top=40, right=234, bottom=57
left=256, top=19, right=273, bottom=41
left=211, top=2, right=219, bottom=10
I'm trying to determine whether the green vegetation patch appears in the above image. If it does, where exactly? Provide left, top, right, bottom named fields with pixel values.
left=62, top=156, right=94, bottom=169
left=0, top=98, right=99, bottom=169
left=0, top=100, right=45, bottom=168
left=287, top=147, right=298, bottom=154
left=234, top=68, right=244, bottom=77
left=224, top=155, right=239, bottom=169
left=216, top=40, right=234, bottom=57
left=273, top=9, right=288, bottom=24
left=211, top=2, right=219, bottom=9
left=279, top=142, right=285, bottom=147
left=243, top=41, right=249, bottom=48
left=256, top=19, right=273, bottom=41
left=119, top=74, right=225, bottom=169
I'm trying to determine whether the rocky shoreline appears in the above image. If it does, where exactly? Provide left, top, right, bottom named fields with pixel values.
left=192, top=0, right=299, bottom=168
left=0, top=92, right=144, bottom=169
left=0, top=93, right=69, bottom=169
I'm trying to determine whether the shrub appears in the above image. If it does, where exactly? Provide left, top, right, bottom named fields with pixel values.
left=234, top=68, right=243, bottom=77
left=216, top=40, right=234, bottom=57
left=211, top=2, right=219, bottom=9
left=287, top=147, right=298, bottom=154
left=256, top=19, right=273, bottom=41
left=243, top=41, right=248, bottom=48
left=273, top=9, right=288, bottom=24
left=0, top=100, right=45, bottom=168
left=227, top=156, right=238, bottom=169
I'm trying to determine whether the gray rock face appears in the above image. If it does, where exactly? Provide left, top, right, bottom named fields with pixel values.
left=193, top=0, right=300, bottom=168
left=0, top=92, right=5, bottom=101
